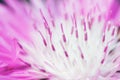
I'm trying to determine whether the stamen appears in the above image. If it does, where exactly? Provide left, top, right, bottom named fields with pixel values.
left=60, top=42, right=68, bottom=58
left=61, top=23, right=66, bottom=43
left=78, top=46, right=84, bottom=59
left=71, top=26, right=74, bottom=35
left=51, top=20, right=55, bottom=27
left=102, top=34, right=105, bottom=42
left=73, top=13, right=79, bottom=38
left=112, top=28, right=115, bottom=36
left=33, top=23, right=47, bottom=46
left=64, top=50, right=68, bottom=57
left=51, top=44, right=55, bottom=51
left=101, top=58, right=105, bottom=64
left=104, top=46, right=108, bottom=53
left=84, top=32, right=88, bottom=41
left=75, top=30, right=78, bottom=38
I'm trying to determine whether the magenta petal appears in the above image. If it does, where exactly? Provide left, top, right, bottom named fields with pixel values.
left=106, top=0, right=120, bottom=26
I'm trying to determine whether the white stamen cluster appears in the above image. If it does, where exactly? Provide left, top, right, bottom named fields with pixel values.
left=19, top=10, right=120, bottom=79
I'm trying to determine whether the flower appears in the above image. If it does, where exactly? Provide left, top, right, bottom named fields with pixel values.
left=0, top=0, right=120, bottom=80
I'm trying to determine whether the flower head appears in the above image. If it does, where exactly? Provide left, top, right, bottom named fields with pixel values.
left=0, top=0, right=120, bottom=80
